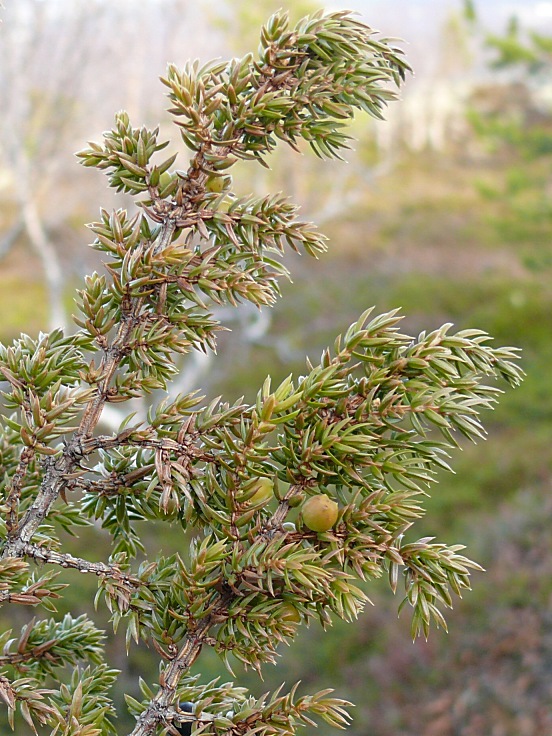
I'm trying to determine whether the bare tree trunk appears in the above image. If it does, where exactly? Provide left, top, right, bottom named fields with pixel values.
left=21, top=198, right=66, bottom=331
left=0, top=219, right=22, bottom=260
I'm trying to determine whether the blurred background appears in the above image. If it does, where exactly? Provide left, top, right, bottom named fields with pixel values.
left=1, top=0, right=552, bottom=734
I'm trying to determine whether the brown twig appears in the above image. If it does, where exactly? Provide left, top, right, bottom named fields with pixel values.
left=127, top=482, right=301, bottom=735
left=0, top=642, right=58, bottom=668
left=5, top=447, right=36, bottom=541
left=16, top=543, right=144, bottom=588
left=129, top=590, right=232, bottom=736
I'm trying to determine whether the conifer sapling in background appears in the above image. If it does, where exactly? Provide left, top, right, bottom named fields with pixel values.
left=0, top=9, right=523, bottom=736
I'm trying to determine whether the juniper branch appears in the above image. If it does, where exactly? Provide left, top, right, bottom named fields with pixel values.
left=0, top=8, right=524, bottom=736
left=1, top=218, right=176, bottom=558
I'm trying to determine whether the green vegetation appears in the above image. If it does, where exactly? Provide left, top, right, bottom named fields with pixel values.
left=0, top=4, right=549, bottom=736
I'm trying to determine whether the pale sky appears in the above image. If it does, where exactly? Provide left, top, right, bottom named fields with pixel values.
left=328, top=0, right=552, bottom=30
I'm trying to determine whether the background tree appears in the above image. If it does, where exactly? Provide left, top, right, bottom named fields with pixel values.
left=0, top=1, right=93, bottom=330
left=0, top=0, right=212, bottom=333
left=0, top=7, right=525, bottom=736
left=466, top=4, right=552, bottom=275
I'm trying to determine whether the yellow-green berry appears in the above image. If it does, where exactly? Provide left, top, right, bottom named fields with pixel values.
left=301, top=494, right=339, bottom=532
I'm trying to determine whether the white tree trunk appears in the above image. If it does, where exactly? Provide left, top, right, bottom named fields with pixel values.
left=21, top=198, right=66, bottom=331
